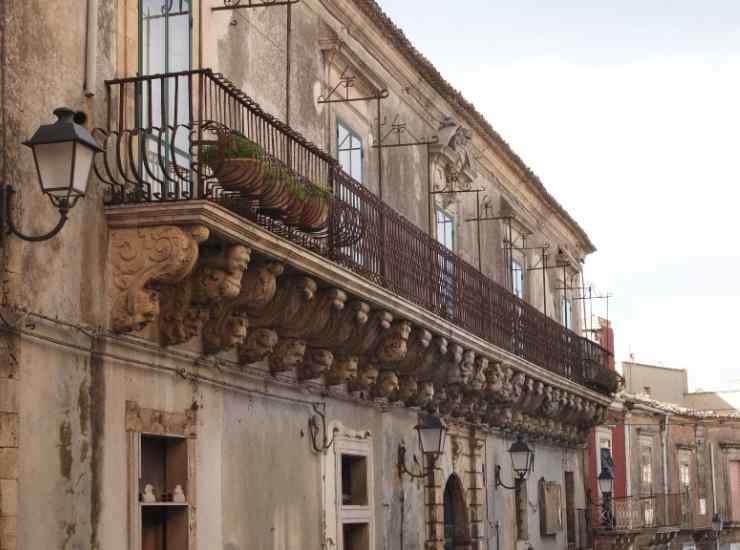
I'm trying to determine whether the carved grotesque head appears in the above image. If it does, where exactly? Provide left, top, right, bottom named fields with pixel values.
left=377, top=321, right=411, bottom=363
left=326, top=356, right=359, bottom=386
left=459, top=351, right=475, bottom=385
left=375, top=370, right=400, bottom=399
left=224, top=316, right=248, bottom=347
left=418, top=381, right=435, bottom=407
left=301, top=348, right=334, bottom=381
left=226, top=245, right=251, bottom=276
left=270, top=338, right=306, bottom=374
left=398, top=376, right=419, bottom=403
left=353, top=363, right=379, bottom=390
left=126, top=289, right=160, bottom=332
left=238, top=328, right=279, bottom=365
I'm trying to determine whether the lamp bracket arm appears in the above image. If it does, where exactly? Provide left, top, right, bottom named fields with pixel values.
left=1, top=185, right=70, bottom=242
left=494, top=464, right=519, bottom=491
left=397, top=442, right=426, bottom=479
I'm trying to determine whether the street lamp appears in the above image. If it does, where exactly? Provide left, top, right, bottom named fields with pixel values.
left=495, top=433, right=535, bottom=489
left=711, top=513, right=723, bottom=535
left=1, top=107, right=102, bottom=242
left=598, top=466, right=615, bottom=528
left=398, top=414, right=447, bottom=479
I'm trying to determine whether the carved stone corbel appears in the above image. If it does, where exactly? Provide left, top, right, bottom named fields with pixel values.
left=348, top=362, right=380, bottom=395
left=202, top=313, right=248, bottom=354
left=373, top=370, right=400, bottom=400
left=158, top=281, right=209, bottom=346
left=325, top=356, right=359, bottom=386
left=191, top=244, right=251, bottom=305
left=442, top=344, right=464, bottom=384
left=396, top=328, right=431, bottom=373
left=299, top=348, right=334, bottom=382
left=401, top=334, right=448, bottom=383
left=237, top=328, right=279, bottom=366
left=110, top=225, right=209, bottom=333
left=250, top=276, right=318, bottom=329
left=375, top=320, right=412, bottom=363
left=310, top=300, right=370, bottom=350
left=270, top=337, right=307, bottom=375
left=237, top=260, right=286, bottom=315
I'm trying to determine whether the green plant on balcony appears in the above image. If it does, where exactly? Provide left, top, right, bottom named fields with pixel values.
left=200, top=134, right=265, bottom=193
left=202, top=134, right=332, bottom=231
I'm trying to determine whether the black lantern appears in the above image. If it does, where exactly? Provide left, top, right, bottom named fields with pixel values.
left=711, top=513, right=723, bottom=535
left=598, top=467, right=614, bottom=495
left=415, top=415, right=448, bottom=459
left=398, top=415, right=447, bottom=480
left=509, top=433, right=534, bottom=479
left=1, top=107, right=102, bottom=242
left=495, top=433, right=535, bottom=490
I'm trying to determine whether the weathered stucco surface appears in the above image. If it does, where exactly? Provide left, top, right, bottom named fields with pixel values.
left=0, top=1, right=611, bottom=549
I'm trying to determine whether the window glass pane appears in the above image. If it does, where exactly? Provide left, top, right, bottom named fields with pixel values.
left=350, top=149, right=362, bottom=180
left=512, top=260, right=524, bottom=299
left=337, top=121, right=363, bottom=183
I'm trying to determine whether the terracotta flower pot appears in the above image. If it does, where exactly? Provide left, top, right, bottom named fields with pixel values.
left=299, top=194, right=330, bottom=231
left=259, top=173, right=304, bottom=223
left=210, top=158, right=265, bottom=193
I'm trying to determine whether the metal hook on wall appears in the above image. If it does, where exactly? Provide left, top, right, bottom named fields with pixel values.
left=309, top=402, right=337, bottom=453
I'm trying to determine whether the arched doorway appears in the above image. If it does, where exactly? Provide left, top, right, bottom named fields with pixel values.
left=443, top=474, right=471, bottom=550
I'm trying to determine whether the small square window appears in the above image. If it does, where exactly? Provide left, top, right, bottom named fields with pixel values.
left=341, top=454, right=368, bottom=506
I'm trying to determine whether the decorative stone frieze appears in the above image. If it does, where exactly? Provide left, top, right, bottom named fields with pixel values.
left=110, top=225, right=209, bottom=333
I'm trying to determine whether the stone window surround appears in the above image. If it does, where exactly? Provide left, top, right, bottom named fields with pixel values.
left=126, top=401, right=197, bottom=550
left=321, top=422, right=374, bottom=550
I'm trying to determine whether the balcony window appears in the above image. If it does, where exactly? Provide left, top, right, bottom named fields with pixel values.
left=561, top=295, right=573, bottom=330
left=436, top=208, right=455, bottom=251
left=512, top=259, right=524, bottom=299
left=337, top=121, right=363, bottom=182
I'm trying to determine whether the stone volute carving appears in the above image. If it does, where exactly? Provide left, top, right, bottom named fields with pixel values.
left=430, top=116, right=478, bottom=191
left=110, top=225, right=209, bottom=333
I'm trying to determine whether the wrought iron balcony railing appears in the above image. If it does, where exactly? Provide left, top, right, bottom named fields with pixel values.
left=590, top=493, right=690, bottom=531
left=93, top=68, right=618, bottom=395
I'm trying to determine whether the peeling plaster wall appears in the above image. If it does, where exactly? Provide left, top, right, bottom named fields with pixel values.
left=1, top=1, right=598, bottom=550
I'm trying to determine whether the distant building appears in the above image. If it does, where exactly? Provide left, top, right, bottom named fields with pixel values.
left=622, top=361, right=739, bottom=412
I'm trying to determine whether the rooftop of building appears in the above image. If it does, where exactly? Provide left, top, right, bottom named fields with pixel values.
left=622, top=392, right=740, bottom=420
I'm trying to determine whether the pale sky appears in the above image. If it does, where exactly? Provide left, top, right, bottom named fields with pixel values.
left=379, top=0, right=740, bottom=392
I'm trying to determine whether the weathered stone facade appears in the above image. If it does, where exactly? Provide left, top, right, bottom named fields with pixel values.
left=0, top=2, right=618, bottom=550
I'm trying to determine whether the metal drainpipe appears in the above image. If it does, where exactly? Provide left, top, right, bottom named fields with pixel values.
left=84, top=0, right=98, bottom=97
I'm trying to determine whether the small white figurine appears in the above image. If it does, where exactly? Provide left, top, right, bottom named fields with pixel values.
left=142, top=484, right=156, bottom=503
left=173, top=484, right=186, bottom=503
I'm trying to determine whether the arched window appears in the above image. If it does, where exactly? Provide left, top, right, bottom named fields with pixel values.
left=443, top=474, right=471, bottom=550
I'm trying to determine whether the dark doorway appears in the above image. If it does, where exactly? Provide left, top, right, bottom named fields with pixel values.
left=443, top=474, right=471, bottom=550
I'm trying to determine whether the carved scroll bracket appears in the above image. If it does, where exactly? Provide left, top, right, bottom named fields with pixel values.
left=110, top=225, right=210, bottom=333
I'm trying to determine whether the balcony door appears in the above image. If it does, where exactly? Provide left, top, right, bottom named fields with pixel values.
left=139, top=0, right=192, bottom=198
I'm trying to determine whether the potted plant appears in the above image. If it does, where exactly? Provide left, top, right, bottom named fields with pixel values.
left=299, top=184, right=332, bottom=231
left=200, top=134, right=265, bottom=193
left=258, top=164, right=305, bottom=223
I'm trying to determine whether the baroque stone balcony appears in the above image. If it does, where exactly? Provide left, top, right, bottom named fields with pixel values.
left=96, top=69, right=618, bottom=443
